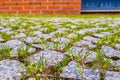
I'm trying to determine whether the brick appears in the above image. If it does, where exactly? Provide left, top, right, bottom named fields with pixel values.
left=17, top=1, right=30, bottom=5
left=55, top=10, right=67, bottom=14
left=34, top=6, right=47, bottom=9
left=55, top=1, right=67, bottom=5
left=6, top=10, right=17, bottom=13
left=0, top=10, right=5, bottom=13
left=24, top=6, right=34, bottom=10
left=42, top=10, right=54, bottom=14
left=41, top=1, right=53, bottom=5
left=67, top=10, right=80, bottom=14
left=30, top=1, right=41, bottom=5
left=0, top=6, right=10, bottom=10
left=62, top=6, right=74, bottom=9
left=31, top=10, right=41, bottom=14
left=68, top=1, right=80, bottom=5
left=0, top=0, right=9, bottom=2
left=48, top=6, right=60, bottom=9
left=74, top=6, right=81, bottom=9
left=5, top=2, right=16, bottom=6
left=18, top=10, right=30, bottom=14
left=0, top=0, right=81, bottom=14
left=10, top=0, right=22, bottom=1
left=12, top=6, right=23, bottom=10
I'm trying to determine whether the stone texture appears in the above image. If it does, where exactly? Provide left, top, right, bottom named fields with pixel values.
left=67, top=33, right=77, bottom=38
left=34, top=30, right=43, bottom=36
left=93, top=32, right=111, bottom=38
left=39, top=28, right=48, bottom=32
left=24, top=37, right=41, bottom=44
left=0, top=59, right=25, bottom=80
left=84, top=51, right=97, bottom=63
left=38, top=34, right=51, bottom=40
left=65, top=46, right=89, bottom=56
left=101, top=45, right=120, bottom=58
left=0, top=26, right=4, bottom=30
left=29, top=50, right=65, bottom=66
left=53, top=37, right=70, bottom=44
left=5, top=40, right=24, bottom=49
left=77, top=28, right=105, bottom=34
left=0, top=37, right=4, bottom=42
left=118, top=38, right=120, bottom=42
left=74, top=40, right=96, bottom=48
left=110, top=60, right=120, bottom=67
left=105, top=71, right=120, bottom=80
left=11, top=45, right=36, bottom=57
left=83, top=36, right=99, bottom=43
left=115, top=44, right=120, bottom=50
left=0, top=43, right=8, bottom=49
left=12, top=33, right=26, bottom=38
left=28, top=78, right=36, bottom=80
left=0, top=28, right=13, bottom=34
left=32, top=42, right=65, bottom=51
left=60, top=61, right=100, bottom=80
left=0, top=28, right=12, bottom=32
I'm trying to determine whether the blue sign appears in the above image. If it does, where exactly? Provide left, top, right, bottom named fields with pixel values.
left=82, top=0, right=120, bottom=10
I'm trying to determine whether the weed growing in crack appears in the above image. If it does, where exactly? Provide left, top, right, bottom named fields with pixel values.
left=0, top=44, right=11, bottom=57
left=0, top=32, right=11, bottom=41
left=22, top=56, right=47, bottom=79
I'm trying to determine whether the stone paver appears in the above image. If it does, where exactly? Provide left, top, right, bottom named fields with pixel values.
left=102, top=45, right=120, bottom=58
left=93, top=32, right=111, bottom=38
left=53, top=37, right=70, bottom=44
left=24, top=37, right=41, bottom=44
left=60, top=61, right=100, bottom=80
left=65, top=46, right=89, bottom=56
left=83, top=36, right=99, bottom=43
left=0, top=59, right=25, bottom=80
left=84, top=51, right=97, bottom=63
left=105, top=71, right=120, bottom=80
left=12, top=33, right=26, bottom=38
left=29, top=50, right=65, bottom=66
left=74, top=40, right=96, bottom=48
left=5, top=40, right=24, bottom=49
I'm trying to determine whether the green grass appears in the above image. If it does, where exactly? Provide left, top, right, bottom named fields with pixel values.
left=1, top=13, right=120, bottom=18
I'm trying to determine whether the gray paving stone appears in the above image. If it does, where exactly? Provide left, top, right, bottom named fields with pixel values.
left=0, top=37, right=4, bottom=42
left=60, top=61, right=100, bottom=80
left=67, top=33, right=77, bottom=38
left=101, top=45, right=120, bottom=58
left=5, top=40, right=24, bottom=49
left=28, top=78, right=36, bottom=80
left=77, top=28, right=105, bottom=34
left=105, top=71, right=120, bottom=80
left=65, top=46, right=89, bottom=56
left=33, top=31, right=43, bottom=36
left=115, top=44, right=120, bottom=50
left=0, top=26, right=4, bottom=30
left=74, top=40, right=96, bottom=48
left=12, top=33, right=26, bottom=38
left=0, top=59, right=26, bottom=80
left=29, top=50, right=65, bottom=66
left=24, top=37, right=41, bottom=44
left=53, top=37, right=70, bottom=44
left=84, top=51, right=97, bottom=63
left=0, top=28, right=12, bottom=32
left=11, top=45, right=36, bottom=57
left=110, top=60, right=120, bottom=67
left=83, top=36, right=99, bottom=43
left=32, top=42, right=65, bottom=51
left=93, top=32, right=111, bottom=38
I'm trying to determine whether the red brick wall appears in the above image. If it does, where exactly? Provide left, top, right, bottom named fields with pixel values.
left=0, top=0, right=81, bottom=14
